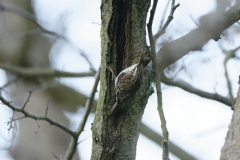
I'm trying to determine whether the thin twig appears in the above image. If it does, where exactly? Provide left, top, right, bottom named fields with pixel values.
left=10, top=116, right=26, bottom=122
left=64, top=68, right=100, bottom=160
left=223, top=54, right=234, bottom=101
left=60, top=36, right=97, bottom=73
left=22, top=90, right=32, bottom=109
left=158, top=0, right=171, bottom=31
left=0, top=63, right=95, bottom=78
left=77, top=135, right=91, bottom=144
left=7, top=111, right=15, bottom=134
left=79, top=50, right=96, bottom=73
left=147, top=0, right=169, bottom=159
left=35, top=120, right=40, bottom=134
left=0, top=90, right=77, bottom=138
left=76, top=67, right=100, bottom=135
left=45, top=100, right=49, bottom=117
left=221, top=46, right=240, bottom=102
left=153, top=0, right=180, bottom=41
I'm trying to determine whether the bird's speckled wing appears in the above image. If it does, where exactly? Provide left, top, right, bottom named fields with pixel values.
left=117, top=64, right=143, bottom=97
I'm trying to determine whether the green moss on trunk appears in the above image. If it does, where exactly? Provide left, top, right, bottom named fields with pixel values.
left=91, top=0, right=153, bottom=159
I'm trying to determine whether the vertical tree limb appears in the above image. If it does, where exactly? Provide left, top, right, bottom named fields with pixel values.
left=64, top=68, right=100, bottom=160
left=147, top=0, right=169, bottom=159
left=220, top=76, right=240, bottom=159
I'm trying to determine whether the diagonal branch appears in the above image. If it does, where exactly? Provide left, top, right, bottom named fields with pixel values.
left=0, top=90, right=77, bottom=138
left=157, top=1, right=240, bottom=70
left=157, top=0, right=171, bottom=32
left=147, top=0, right=171, bottom=159
left=154, top=1, right=180, bottom=41
left=64, top=68, right=100, bottom=160
left=22, top=90, right=32, bottom=109
left=76, top=68, right=100, bottom=135
left=161, top=74, right=232, bottom=107
left=221, top=45, right=240, bottom=102
left=140, top=122, right=197, bottom=160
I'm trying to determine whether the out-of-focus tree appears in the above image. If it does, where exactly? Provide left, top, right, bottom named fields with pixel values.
left=0, top=0, right=240, bottom=160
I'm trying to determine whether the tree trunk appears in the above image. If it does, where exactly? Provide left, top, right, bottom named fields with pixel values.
left=220, top=77, right=240, bottom=160
left=91, top=0, right=153, bottom=159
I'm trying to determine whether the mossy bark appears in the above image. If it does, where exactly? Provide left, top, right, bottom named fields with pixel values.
left=91, top=0, right=153, bottom=160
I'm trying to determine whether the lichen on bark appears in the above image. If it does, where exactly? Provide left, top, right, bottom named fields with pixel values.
left=91, top=0, right=153, bottom=159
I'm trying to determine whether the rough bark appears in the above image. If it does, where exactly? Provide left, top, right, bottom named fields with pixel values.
left=220, top=77, right=240, bottom=160
left=91, top=0, right=153, bottom=159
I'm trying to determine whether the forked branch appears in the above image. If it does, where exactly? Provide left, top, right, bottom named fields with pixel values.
left=147, top=0, right=179, bottom=159
left=0, top=89, right=77, bottom=138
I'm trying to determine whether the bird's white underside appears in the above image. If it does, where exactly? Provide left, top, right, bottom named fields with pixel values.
left=115, top=63, right=138, bottom=89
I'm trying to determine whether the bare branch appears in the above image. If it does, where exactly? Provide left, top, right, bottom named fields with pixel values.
left=61, top=37, right=97, bottom=73
left=64, top=68, right=100, bottom=160
left=223, top=54, right=234, bottom=101
left=77, top=68, right=100, bottom=135
left=158, top=1, right=240, bottom=70
left=0, top=63, right=95, bottom=78
left=35, top=120, right=40, bottom=134
left=140, top=122, right=197, bottom=160
left=154, top=0, right=180, bottom=41
left=45, top=100, right=49, bottom=117
left=79, top=50, right=96, bottom=73
left=161, top=74, right=232, bottom=107
left=221, top=45, right=240, bottom=104
left=147, top=0, right=170, bottom=159
left=10, top=116, right=26, bottom=122
left=22, top=90, right=32, bottom=109
left=77, top=135, right=91, bottom=145
left=158, top=0, right=171, bottom=30
left=7, top=111, right=15, bottom=134
left=0, top=89, right=77, bottom=138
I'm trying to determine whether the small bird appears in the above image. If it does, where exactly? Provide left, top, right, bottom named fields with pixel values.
left=108, top=56, right=144, bottom=115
